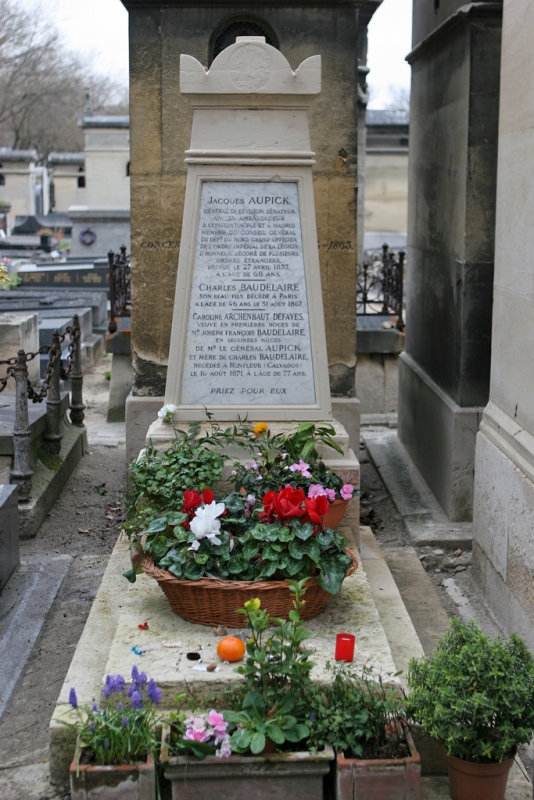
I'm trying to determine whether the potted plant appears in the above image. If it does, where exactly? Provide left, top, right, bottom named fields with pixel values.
left=233, top=421, right=356, bottom=528
left=405, top=617, right=534, bottom=800
left=62, top=665, right=162, bottom=800
left=161, top=582, right=333, bottom=800
left=306, top=664, right=421, bottom=799
left=136, top=485, right=356, bottom=625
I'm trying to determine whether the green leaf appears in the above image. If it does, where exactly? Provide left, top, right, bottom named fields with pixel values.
left=267, top=724, right=285, bottom=744
left=318, top=558, right=349, bottom=594
left=230, top=728, right=252, bottom=752
left=250, top=732, right=266, bottom=754
left=289, top=537, right=320, bottom=561
left=284, top=723, right=309, bottom=742
left=182, top=561, right=205, bottom=580
left=144, top=516, right=169, bottom=533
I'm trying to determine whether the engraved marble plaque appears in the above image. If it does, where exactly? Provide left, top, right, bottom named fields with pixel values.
left=181, top=181, right=315, bottom=405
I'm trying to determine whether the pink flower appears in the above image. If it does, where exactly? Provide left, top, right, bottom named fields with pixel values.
left=325, top=488, right=336, bottom=502
left=340, top=484, right=354, bottom=500
left=182, top=711, right=232, bottom=757
left=207, top=709, right=228, bottom=736
left=217, top=735, right=232, bottom=758
left=184, top=714, right=210, bottom=742
left=184, top=729, right=209, bottom=742
left=289, top=460, right=312, bottom=479
left=308, top=484, right=327, bottom=498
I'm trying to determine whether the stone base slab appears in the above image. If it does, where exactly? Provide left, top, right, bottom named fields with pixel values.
left=49, top=526, right=413, bottom=791
left=398, top=352, right=483, bottom=521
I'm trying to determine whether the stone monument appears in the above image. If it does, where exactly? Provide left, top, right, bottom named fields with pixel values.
left=145, top=37, right=358, bottom=505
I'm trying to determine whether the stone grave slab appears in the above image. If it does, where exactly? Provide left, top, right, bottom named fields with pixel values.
left=0, top=289, right=108, bottom=330
left=17, top=261, right=109, bottom=291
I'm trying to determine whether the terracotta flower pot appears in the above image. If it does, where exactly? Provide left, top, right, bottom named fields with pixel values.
left=446, top=753, right=515, bottom=800
left=69, top=753, right=157, bottom=800
left=324, top=498, right=349, bottom=529
left=335, top=724, right=421, bottom=799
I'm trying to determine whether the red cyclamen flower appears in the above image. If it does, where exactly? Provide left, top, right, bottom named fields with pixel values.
left=303, top=494, right=330, bottom=526
left=260, top=486, right=307, bottom=523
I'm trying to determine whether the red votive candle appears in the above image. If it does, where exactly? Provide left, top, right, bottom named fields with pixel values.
left=335, top=633, right=355, bottom=662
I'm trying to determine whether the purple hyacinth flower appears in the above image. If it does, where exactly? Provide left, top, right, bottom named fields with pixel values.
left=104, top=673, right=126, bottom=698
left=147, top=679, right=162, bottom=705
left=68, top=688, right=78, bottom=709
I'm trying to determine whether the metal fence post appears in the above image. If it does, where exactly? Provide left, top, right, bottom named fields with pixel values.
left=10, top=350, right=33, bottom=501
left=68, top=315, right=85, bottom=426
left=396, top=251, right=405, bottom=331
left=42, top=331, right=62, bottom=455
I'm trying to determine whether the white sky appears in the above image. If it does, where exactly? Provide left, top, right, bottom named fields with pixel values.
left=367, top=0, right=413, bottom=108
left=20, top=0, right=412, bottom=110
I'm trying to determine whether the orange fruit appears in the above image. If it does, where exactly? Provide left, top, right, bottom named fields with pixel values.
left=217, top=635, right=246, bottom=662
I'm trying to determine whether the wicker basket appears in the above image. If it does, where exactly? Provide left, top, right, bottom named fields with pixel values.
left=142, top=551, right=358, bottom=628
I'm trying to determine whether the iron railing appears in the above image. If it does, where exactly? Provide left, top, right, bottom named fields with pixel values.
left=107, top=246, right=131, bottom=333
left=0, top=315, right=84, bottom=501
left=357, top=243, right=405, bottom=331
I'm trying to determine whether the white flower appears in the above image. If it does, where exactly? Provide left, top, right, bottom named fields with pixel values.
left=157, top=403, right=178, bottom=422
left=189, top=501, right=225, bottom=550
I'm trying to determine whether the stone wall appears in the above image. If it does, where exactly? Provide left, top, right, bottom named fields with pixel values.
left=472, top=0, right=534, bottom=646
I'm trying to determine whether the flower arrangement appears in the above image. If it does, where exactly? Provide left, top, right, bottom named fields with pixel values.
left=124, top=415, right=356, bottom=597
left=233, top=421, right=355, bottom=503
left=139, top=484, right=354, bottom=594
left=65, top=665, right=162, bottom=769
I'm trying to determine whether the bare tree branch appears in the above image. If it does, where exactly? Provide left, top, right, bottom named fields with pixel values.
left=0, top=0, right=128, bottom=156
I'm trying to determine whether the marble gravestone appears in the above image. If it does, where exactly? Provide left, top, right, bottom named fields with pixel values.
left=181, top=179, right=315, bottom=409
left=147, top=36, right=357, bottom=486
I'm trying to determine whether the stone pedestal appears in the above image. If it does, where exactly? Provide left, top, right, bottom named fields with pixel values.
left=398, top=353, right=483, bottom=521
left=399, top=1, right=502, bottom=521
